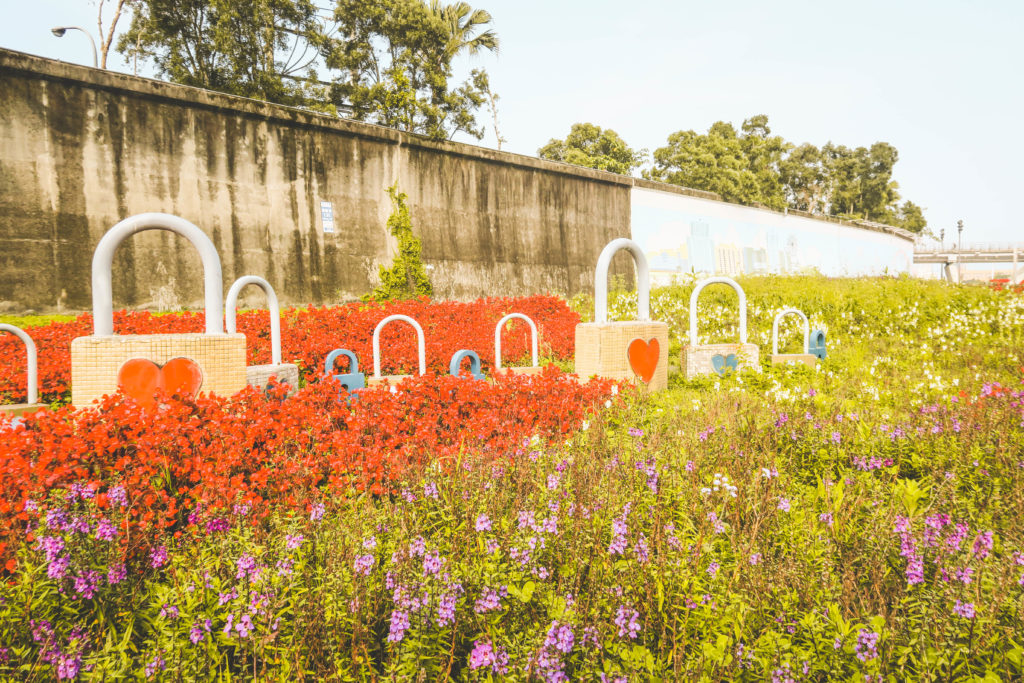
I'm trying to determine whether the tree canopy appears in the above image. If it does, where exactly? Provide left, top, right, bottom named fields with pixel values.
left=538, top=123, right=646, bottom=176
left=646, top=115, right=927, bottom=232
left=119, top=0, right=499, bottom=139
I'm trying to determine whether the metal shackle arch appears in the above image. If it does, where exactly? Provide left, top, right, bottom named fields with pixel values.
left=771, top=308, right=810, bottom=355
left=225, top=276, right=282, bottom=365
left=324, top=349, right=359, bottom=375
left=0, top=324, right=38, bottom=405
left=593, top=238, right=651, bottom=324
left=688, top=277, right=748, bottom=346
left=91, top=213, right=225, bottom=336
left=372, top=314, right=427, bottom=379
left=494, top=313, right=539, bottom=369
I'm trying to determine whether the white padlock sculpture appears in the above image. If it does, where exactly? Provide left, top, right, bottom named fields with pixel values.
left=69, top=213, right=247, bottom=407
left=682, top=277, right=760, bottom=379
left=0, top=324, right=46, bottom=417
left=770, top=308, right=816, bottom=368
left=369, top=314, right=427, bottom=387
left=225, top=275, right=300, bottom=394
left=494, top=313, right=542, bottom=376
left=574, top=238, right=669, bottom=390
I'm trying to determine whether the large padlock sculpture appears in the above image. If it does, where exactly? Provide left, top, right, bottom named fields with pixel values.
left=682, top=277, right=759, bottom=379
left=369, top=314, right=427, bottom=387
left=575, top=238, right=669, bottom=391
left=0, top=324, right=46, bottom=417
left=808, top=329, right=827, bottom=360
left=70, top=213, right=247, bottom=407
left=225, top=275, right=300, bottom=394
left=770, top=308, right=816, bottom=368
left=324, top=349, right=366, bottom=393
left=495, top=313, right=543, bottom=376
left=449, top=350, right=486, bottom=380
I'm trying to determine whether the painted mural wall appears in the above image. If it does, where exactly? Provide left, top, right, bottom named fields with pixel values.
left=631, top=186, right=915, bottom=283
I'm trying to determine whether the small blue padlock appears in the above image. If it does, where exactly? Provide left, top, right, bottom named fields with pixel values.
left=324, top=349, right=366, bottom=393
left=449, top=349, right=486, bottom=380
left=808, top=330, right=827, bottom=360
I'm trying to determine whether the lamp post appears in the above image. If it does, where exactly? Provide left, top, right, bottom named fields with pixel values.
left=957, top=219, right=964, bottom=284
left=51, top=26, right=98, bottom=68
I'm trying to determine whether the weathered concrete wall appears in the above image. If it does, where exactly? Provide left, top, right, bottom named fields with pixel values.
left=0, top=48, right=633, bottom=313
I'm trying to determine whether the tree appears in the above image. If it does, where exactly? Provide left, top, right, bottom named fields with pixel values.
left=118, top=0, right=330, bottom=108
left=779, top=143, right=828, bottom=213
left=647, top=116, right=787, bottom=208
left=538, top=123, right=646, bottom=175
left=369, top=184, right=433, bottom=301
left=326, top=0, right=498, bottom=140
left=94, top=0, right=134, bottom=69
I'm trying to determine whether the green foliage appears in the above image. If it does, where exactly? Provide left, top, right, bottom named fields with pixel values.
left=538, top=123, right=647, bottom=175
left=649, top=115, right=929, bottom=232
left=368, top=184, right=433, bottom=301
left=646, top=115, right=788, bottom=209
left=327, top=0, right=498, bottom=139
left=118, top=0, right=332, bottom=109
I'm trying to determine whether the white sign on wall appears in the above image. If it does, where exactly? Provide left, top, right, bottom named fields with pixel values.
left=320, top=201, right=335, bottom=233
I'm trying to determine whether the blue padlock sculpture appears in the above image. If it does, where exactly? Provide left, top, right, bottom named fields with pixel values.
left=449, top=349, right=486, bottom=381
left=808, top=330, right=827, bottom=360
left=324, top=349, right=366, bottom=392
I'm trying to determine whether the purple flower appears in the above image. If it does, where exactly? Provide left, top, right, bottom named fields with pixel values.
left=469, top=639, right=509, bottom=674
left=47, top=554, right=70, bottom=580
left=277, top=558, right=295, bottom=576
left=614, top=605, right=641, bottom=639
left=55, top=653, right=82, bottom=680
left=973, top=531, right=993, bottom=559
left=73, top=570, right=101, bottom=599
left=46, top=508, right=69, bottom=531
left=361, top=535, right=376, bottom=550
left=189, top=624, right=205, bottom=644
left=633, top=534, right=650, bottom=564
left=235, top=553, right=259, bottom=581
left=777, top=498, right=791, bottom=512
left=517, top=510, right=535, bottom=529
left=150, top=545, right=168, bottom=569
left=37, top=535, right=65, bottom=562
left=206, top=518, right=230, bottom=533
left=906, top=555, right=925, bottom=585
left=475, top=514, right=493, bottom=532
left=474, top=586, right=506, bottom=614
left=235, top=614, right=254, bottom=638
left=388, top=609, right=410, bottom=643
left=423, top=550, right=443, bottom=576
left=144, top=654, right=165, bottom=678
left=749, top=553, right=762, bottom=565
left=953, top=600, right=975, bottom=619
left=424, top=481, right=438, bottom=499
left=95, top=517, right=119, bottom=541
left=819, top=512, right=834, bottom=527
left=436, top=588, right=460, bottom=627
left=309, top=502, right=325, bottom=522
left=409, top=536, right=426, bottom=557
left=855, top=629, right=879, bottom=662
left=107, top=562, right=127, bottom=585
left=545, top=620, right=575, bottom=653
left=354, top=554, right=374, bottom=575
left=159, top=604, right=179, bottom=620
left=107, top=485, right=128, bottom=508
left=707, top=561, right=720, bottom=578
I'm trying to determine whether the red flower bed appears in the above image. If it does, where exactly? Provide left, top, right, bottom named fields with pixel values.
left=0, top=369, right=615, bottom=564
left=0, top=295, right=579, bottom=403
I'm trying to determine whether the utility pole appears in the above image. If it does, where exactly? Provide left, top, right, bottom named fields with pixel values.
left=956, top=220, right=964, bottom=284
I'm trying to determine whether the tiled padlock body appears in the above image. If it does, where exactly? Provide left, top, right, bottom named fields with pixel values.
left=575, top=322, right=669, bottom=391
left=683, top=342, right=759, bottom=379
left=496, top=366, right=546, bottom=378
left=246, top=364, right=300, bottom=395
left=70, top=334, right=247, bottom=407
left=770, top=353, right=817, bottom=369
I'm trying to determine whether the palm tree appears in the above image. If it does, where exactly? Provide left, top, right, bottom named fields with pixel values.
left=428, top=0, right=498, bottom=63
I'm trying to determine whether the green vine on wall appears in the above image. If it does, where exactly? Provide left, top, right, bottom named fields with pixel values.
left=368, top=183, right=433, bottom=301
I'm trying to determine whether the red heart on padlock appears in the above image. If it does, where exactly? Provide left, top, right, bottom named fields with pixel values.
left=627, top=338, right=660, bottom=384
left=117, top=357, right=204, bottom=406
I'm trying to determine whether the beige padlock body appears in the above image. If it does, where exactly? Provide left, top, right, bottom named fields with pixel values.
left=71, top=333, right=247, bottom=407
left=246, top=363, right=301, bottom=393
left=367, top=374, right=413, bottom=387
left=682, top=342, right=760, bottom=379
left=770, top=353, right=817, bottom=368
left=575, top=321, right=669, bottom=391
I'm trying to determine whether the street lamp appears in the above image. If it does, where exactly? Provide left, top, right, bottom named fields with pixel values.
left=957, top=219, right=964, bottom=284
left=51, top=26, right=98, bottom=68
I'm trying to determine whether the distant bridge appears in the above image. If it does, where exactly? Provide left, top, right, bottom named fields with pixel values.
left=913, top=243, right=1023, bottom=283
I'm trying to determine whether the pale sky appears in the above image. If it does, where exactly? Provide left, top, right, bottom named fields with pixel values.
left=3, top=0, right=1021, bottom=244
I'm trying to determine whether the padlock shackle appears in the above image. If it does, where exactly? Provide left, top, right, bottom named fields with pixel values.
left=449, top=349, right=483, bottom=377
left=494, top=313, right=539, bottom=370
left=91, top=213, right=224, bottom=336
left=0, top=324, right=38, bottom=405
left=689, top=277, right=747, bottom=346
left=324, top=349, right=359, bottom=375
left=225, top=276, right=282, bottom=365
left=771, top=308, right=809, bottom=355
left=594, top=238, right=650, bottom=324
left=372, top=314, right=426, bottom=379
